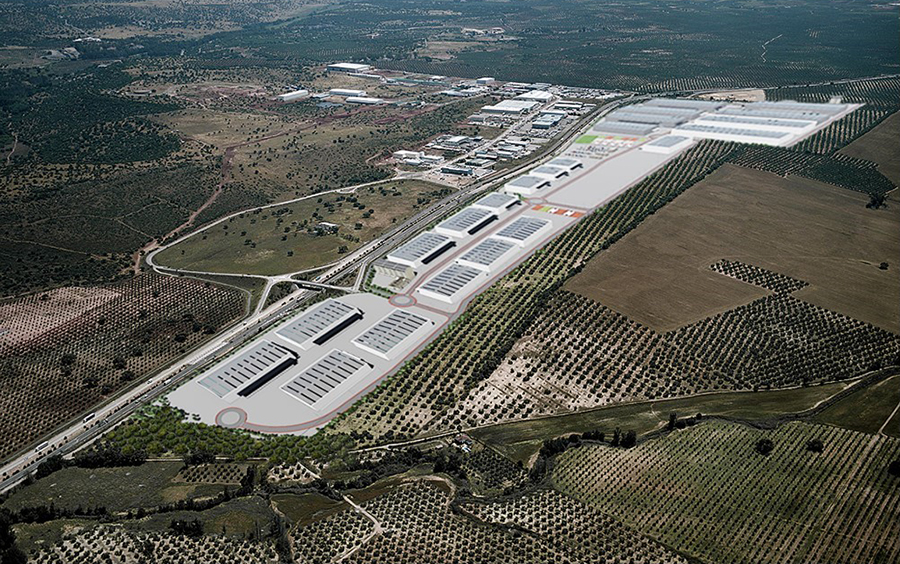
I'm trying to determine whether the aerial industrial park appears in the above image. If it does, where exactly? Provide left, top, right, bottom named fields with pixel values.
left=0, top=2, right=897, bottom=562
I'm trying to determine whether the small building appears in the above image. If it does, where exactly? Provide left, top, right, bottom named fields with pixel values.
left=393, top=150, right=424, bottom=161
left=493, top=216, right=553, bottom=247
left=482, top=99, right=539, bottom=115
left=441, top=165, right=474, bottom=176
left=416, top=264, right=486, bottom=304
left=420, top=154, right=444, bottom=164
left=476, top=77, right=496, bottom=85
left=503, top=175, right=550, bottom=196
left=456, top=237, right=517, bottom=273
left=329, top=88, right=367, bottom=97
left=327, top=62, right=372, bottom=73
left=373, top=258, right=414, bottom=280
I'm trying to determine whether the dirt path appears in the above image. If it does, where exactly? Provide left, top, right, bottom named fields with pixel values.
left=5, top=132, right=17, bottom=164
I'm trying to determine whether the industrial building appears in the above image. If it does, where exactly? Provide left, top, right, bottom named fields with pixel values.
left=546, top=156, right=584, bottom=173
left=504, top=175, right=551, bottom=196
left=393, top=150, right=423, bottom=161
left=346, top=96, right=383, bottom=105
left=275, top=299, right=364, bottom=351
left=532, top=113, right=563, bottom=129
left=281, top=349, right=372, bottom=407
left=591, top=120, right=656, bottom=136
left=530, top=164, right=570, bottom=181
left=476, top=77, right=496, bottom=85
left=471, top=192, right=520, bottom=213
left=692, top=114, right=817, bottom=134
left=329, top=88, right=367, bottom=97
left=643, top=98, right=726, bottom=111
left=640, top=135, right=693, bottom=154
left=417, top=264, right=486, bottom=304
left=198, top=341, right=297, bottom=399
left=372, top=258, right=414, bottom=281
left=276, top=89, right=309, bottom=102
left=494, top=216, right=552, bottom=247
left=516, top=90, right=554, bottom=102
left=434, top=207, right=499, bottom=238
left=441, top=165, right=474, bottom=176
left=670, top=123, right=794, bottom=146
left=456, top=237, right=517, bottom=272
left=387, top=232, right=456, bottom=269
left=352, top=309, right=435, bottom=360
left=482, top=100, right=539, bottom=115
left=327, top=62, right=372, bottom=73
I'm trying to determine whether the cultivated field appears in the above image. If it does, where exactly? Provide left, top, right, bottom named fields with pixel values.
left=0, top=274, right=245, bottom=460
left=553, top=420, right=900, bottom=564
left=840, top=111, right=900, bottom=185
left=156, top=180, right=453, bottom=275
left=565, top=164, right=900, bottom=333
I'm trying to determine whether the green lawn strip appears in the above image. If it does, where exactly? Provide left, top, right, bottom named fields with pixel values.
left=471, top=382, right=851, bottom=465
left=2, top=462, right=225, bottom=515
left=271, top=493, right=347, bottom=527
left=813, top=374, right=900, bottom=434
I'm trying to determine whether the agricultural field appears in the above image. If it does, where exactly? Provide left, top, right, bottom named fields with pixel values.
left=813, top=374, right=900, bottom=436
left=156, top=180, right=454, bottom=275
left=840, top=111, right=900, bottom=184
left=566, top=164, right=899, bottom=333
left=553, top=420, right=900, bottom=564
left=1, top=461, right=224, bottom=515
left=294, top=478, right=686, bottom=563
left=0, top=274, right=245, bottom=460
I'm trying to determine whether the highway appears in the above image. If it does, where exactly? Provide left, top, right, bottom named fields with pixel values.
left=0, top=94, right=626, bottom=494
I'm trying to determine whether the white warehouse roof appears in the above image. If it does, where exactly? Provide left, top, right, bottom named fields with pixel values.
left=494, top=216, right=552, bottom=247
left=530, top=165, right=569, bottom=180
left=417, top=264, right=485, bottom=304
left=471, top=192, right=520, bottom=212
left=457, top=238, right=517, bottom=272
left=352, top=310, right=434, bottom=360
left=435, top=207, right=499, bottom=238
left=281, top=349, right=372, bottom=407
left=199, top=340, right=297, bottom=399
left=504, top=175, right=551, bottom=196
left=516, top=90, right=554, bottom=102
left=546, top=157, right=584, bottom=172
left=387, top=232, right=456, bottom=268
left=275, top=299, right=364, bottom=350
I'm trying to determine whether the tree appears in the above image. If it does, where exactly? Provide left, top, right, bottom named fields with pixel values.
left=621, top=430, right=637, bottom=449
left=806, top=439, right=824, bottom=453
left=889, top=460, right=900, bottom=478
left=0, top=510, right=27, bottom=564
left=668, top=413, right=677, bottom=431
left=755, top=438, right=775, bottom=456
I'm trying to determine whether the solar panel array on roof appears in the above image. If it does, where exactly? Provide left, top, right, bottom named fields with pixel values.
left=458, top=238, right=516, bottom=270
left=625, top=104, right=703, bottom=118
left=495, top=216, right=551, bottom=245
left=645, top=135, right=690, bottom=147
left=674, top=123, right=791, bottom=139
left=281, top=349, right=372, bottom=407
left=751, top=101, right=845, bottom=114
left=718, top=107, right=829, bottom=123
left=435, top=207, right=498, bottom=237
left=547, top=157, right=583, bottom=171
left=388, top=232, right=456, bottom=266
left=644, top=98, right=726, bottom=111
left=606, top=111, right=690, bottom=127
left=530, top=165, right=569, bottom=179
left=353, top=310, right=433, bottom=358
left=697, top=114, right=815, bottom=129
left=472, top=192, right=519, bottom=211
left=507, top=175, right=549, bottom=189
left=591, top=120, right=656, bottom=135
left=419, top=264, right=483, bottom=300
left=276, top=300, right=363, bottom=349
left=199, top=340, right=297, bottom=398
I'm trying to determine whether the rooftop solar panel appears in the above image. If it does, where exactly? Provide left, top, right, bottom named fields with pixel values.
left=388, top=232, right=455, bottom=265
left=644, top=98, right=725, bottom=111
left=718, top=107, right=829, bottom=123
left=472, top=192, right=519, bottom=211
left=281, top=349, right=372, bottom=406
left=419, top=264, right=483, bottom=298
left=751, top=101, right=845, bottom=114
left=276, top=300, right=363, bottom=349
left=645, top=135, right=690, bottom=147
left=606, top=111, right=689, bottom=126
left=495, top=216, right=551, bottom=244
left=547, top=157, right=583, bottom=170
left=353, top=310, right=434, bottom=358
left=458, top=238, right=516, bottom=269
left=199, top=341, right=297, bottom=398
left=436, top=207, right=498, bottom=236
left=697, top=115, right=814, bottom=129
left=591, top=121, right=656, bottom=135
left=675, top=123, right=791, bottom=139
left=507, top=175, right=549, bottom=189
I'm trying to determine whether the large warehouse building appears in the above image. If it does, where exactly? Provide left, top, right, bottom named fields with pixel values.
left=198, top=341, right=298, bottom=399
left=387, top=232, right=456, bottom=269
